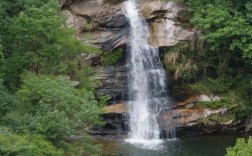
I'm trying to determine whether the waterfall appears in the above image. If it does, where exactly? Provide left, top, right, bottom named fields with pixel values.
left=124, top=0, right=170, bottom=145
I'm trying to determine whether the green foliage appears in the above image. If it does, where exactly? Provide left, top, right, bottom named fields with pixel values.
left=0, top=45, right=4, bottom=79
left=0, top=0, right=103, bottom=155
left=197, top=113, right=235, bottom=126
left=100, top=48, right=123, bottom=66
left=191, top=77, right=251, bottom=118
left=65, top=138, right=102, bottom=156
left=195, top=101, right=225, bottom=110
left=167, top=0, right=252, bottom=118
left=174, top=0, right=252, bottom=59
left=0, top=72, right=103, bottom=155
left=226, top=137, right=252, bottom=156
left=67, top=59, right=102, bottom=92
left=190, top=77, right=231, bottom=94
left=163, top=43, right=199, bottom=80
left=0, top=86, right=15, bottom=116
left=98, top=95, right=111, bottom=106
left=5, top=4, right=79, bottom=87
left=0, top=126, right=62, bottom=156
left=192, top=5, right=252, bottom=59
left=1, top=0, right=100, bottom=90
left=15, top=72, right=101, bottom=137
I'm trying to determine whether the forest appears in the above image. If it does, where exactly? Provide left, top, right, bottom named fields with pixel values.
left=172, top=0, right=252, bottom=154
left=171, top=0, right=252, bottom=113
left=0, top=0, right=251, bottom=155
left=0, top=0, right=103, bottom=155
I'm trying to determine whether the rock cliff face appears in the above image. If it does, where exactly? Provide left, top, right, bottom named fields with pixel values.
left=92, top=96, right=251, bottom=139
left=60, top=0, right=252, bottom=139
left=62, top=0, right=198, bottom=49
left=61, top=0, right=199, bottom=103
left=59, top=0, right=252, bottom=138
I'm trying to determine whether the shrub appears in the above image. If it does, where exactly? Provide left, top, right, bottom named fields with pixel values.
left=226, top=137, right=252, bottom=156
left=0, top=127, right=62, bottom=156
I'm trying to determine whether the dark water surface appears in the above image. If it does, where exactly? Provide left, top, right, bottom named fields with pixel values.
left=99, top=135, right=239, bottom=156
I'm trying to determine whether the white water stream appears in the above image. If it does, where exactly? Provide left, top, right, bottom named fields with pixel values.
left=124, top=0, right=170, bottom=147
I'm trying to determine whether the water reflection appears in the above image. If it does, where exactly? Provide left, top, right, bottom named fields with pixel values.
left=99, top=135, right=238, bottom=156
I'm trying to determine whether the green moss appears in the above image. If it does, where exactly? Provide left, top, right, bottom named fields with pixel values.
left=82, top=20, right=99, bottom=32
left=197, top=113, right=235, bottom=126
left=195, top=100, right=225, bottom=109
left=100, top=48, right=123, bottom=66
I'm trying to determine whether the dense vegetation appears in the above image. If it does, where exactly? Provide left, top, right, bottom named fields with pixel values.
left=226, top=137, right=252, bottom=156
left=166, top=1, right=252, bottom=154
left=165, top=0, right=252, bottom=118
left=0, top=0, right=251, bottom=155
left=0, top=0, right=102, bottom=155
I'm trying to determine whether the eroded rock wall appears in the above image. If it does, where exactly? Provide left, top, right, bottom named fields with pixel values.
left=60, top=0, right=236, bottom=139
left=62, top=0, right=199, bottom=49
left=61, top=0, right=200, bottom=104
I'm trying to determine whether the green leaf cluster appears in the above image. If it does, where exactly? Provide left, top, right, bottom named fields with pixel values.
left=226, top=137, right=252, bottom=156
left=166, top=0, right=252, bottom=117
left=100, top=48, right=123, bottom=66
left=0, top=127, right=63, bottom=156
left=0, top=0, right=103, bottom=155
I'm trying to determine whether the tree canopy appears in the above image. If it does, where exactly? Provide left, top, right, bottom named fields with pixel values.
left=0, top=0, right=103, bottom=155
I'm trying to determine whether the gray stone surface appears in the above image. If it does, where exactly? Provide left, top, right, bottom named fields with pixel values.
left=94, top=65, right=128, bottom=103
left=62, top=0, right=199, bottom=50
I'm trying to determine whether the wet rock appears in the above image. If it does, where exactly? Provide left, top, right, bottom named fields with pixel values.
left=90, top=99, right=251, bottom=139
left=94, top=65, right=128, bottom=103
left=90, top=103, right=129, bottom=139
left=93, top=28, right=129, bottom=50
left=61, top=0, right=246, bottom=139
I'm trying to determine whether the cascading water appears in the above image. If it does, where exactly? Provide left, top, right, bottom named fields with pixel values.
left=124, top=0, right=171, bottom=146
